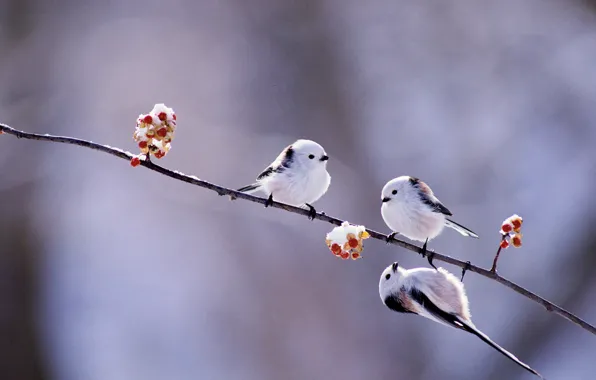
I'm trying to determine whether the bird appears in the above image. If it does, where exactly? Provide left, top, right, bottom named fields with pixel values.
left=236, top=139, right=331, bottom=220
left=381, top=176, right=478, bottom=269
left=379, top=262, right=544, bottom=379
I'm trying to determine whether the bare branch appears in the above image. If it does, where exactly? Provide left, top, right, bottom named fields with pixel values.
left=1, top=123, right=595, bottom=336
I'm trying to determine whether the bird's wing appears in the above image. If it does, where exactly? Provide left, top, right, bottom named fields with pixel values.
left=409, top=286, right=464, bottom=329
left=256, top=166, right=275, bottom=180
left=408, top=287, right=543, bottom=379
left=256, top=144, right=294, bottom=180
left=384, top=289, right=417, bottom=315
left=409, top=177, right=452, bottom=216
left=426, top=198, right=452, bottom=216
left=408, top=268, right=470, bottom=319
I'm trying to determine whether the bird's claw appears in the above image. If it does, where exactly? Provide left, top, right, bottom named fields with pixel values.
left=386, top=232, right=397, bottom=244
left=419, top=238, right=437, bottom=270
left=418, top=238, right=427, bottom=258
left=426, top=252, right=437, bottom=270
left=305, top=203, right=317, bottom=220
left=460, top=261, right=471, bottom=282
left=264, top=194, right=273, bottom=208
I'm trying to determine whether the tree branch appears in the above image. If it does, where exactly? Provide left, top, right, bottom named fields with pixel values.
left=1, top=123, right=595, bottom=336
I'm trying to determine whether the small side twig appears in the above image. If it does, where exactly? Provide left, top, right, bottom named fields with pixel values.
left=1, top=123, right=595, bottom=337
left=491, top=234, right=508, bottom=272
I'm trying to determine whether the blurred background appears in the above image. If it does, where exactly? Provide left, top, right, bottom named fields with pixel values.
left=1, top=1, right=596, bottom=379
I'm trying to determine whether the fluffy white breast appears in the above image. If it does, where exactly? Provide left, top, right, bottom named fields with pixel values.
left=262, top=165, right=330, bottom=206
left=382, top=201, right=446, bottom=242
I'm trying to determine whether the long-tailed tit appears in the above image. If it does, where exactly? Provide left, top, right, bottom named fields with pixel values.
left=379, top=262, right=544, bottom=379
left=381, top=176, right=478, bottom=269
left=236, top=139, right=331, bottom=220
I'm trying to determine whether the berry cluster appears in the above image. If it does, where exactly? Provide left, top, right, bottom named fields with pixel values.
left=499, top=214, right=523, bottom=249
left=325, top=221, right=370, bottom=260
left=131, top=103, right=177, bottom=167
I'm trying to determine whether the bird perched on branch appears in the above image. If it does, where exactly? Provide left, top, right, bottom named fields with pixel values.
left=236, top=139, right=331, bottom=220
left=381, top=176, right=478, bottom=268
left=379, top=262, right=544, bottom=379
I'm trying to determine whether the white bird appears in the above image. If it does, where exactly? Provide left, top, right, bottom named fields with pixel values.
left=379, top=262, right=544, bottom=379
left=381, top=176, right=478, bottom=268
left=236, top=139, right=331, bottom=219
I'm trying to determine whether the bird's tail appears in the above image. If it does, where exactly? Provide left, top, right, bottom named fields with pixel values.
left=445, top=218, right=479, bottom=239
left=458, top=320, right=544, bottom=379
left=236, top=183, right=261, bottom=194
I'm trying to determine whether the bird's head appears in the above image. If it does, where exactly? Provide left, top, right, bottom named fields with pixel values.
left=290, top=139, right=329, bottom=170
left=381, top=176, right=415, bottom=206
left=379, top=261, right=404, bottom=303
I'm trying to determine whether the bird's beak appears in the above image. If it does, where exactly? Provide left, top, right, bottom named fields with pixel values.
left=382, top=197, right=391, bottom=203
left=391, top=262, right=398, bottom=272
left=320, top=155, right=329, bottom=162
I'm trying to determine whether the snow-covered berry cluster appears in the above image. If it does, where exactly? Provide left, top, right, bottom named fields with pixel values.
left=499, top=214, right=523, bottom=249
left=131, top=103, right=177, bottom=166
left=325, top=221, right=370, bottom=260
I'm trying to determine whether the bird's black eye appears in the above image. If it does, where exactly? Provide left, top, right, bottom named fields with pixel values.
left=385, top=273, right=391, bottom=280
left=392, top=190, right=397, bottom=195
left=308, top=154, right=315, bottom=159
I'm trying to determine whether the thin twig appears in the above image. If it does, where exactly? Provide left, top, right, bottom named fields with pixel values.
left=1, top=123, right=595, bottom=336
left=491, top=234, right=508, bottom=272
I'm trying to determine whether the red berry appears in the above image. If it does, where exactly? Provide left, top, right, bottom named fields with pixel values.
left=511, top=234, right=522, bottom=248
left=340, top=251, right=349, bottom=259
left=511, top=218, right=522, bottom=230
left=130, top=157, right=141, bottom=167
left=157, top=128, right=167, bottom=137
left=154, top=151, right=165, bottom=159
left=351, top=252, right=360, bottom=260
left=143, top=115, right=153, bottom=124
left=158, top=112, right=167, bottom=121
left=138, top=141, right=148, bottom=149
left=173, top=114, right=177, bottom=120
left=331, top=243, right=341, bottom=254
left=348, top=238, right=359, bottom=248
left=501, top=223, right=513, bottom=233
left=500, top=240, right=509, bottom=249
